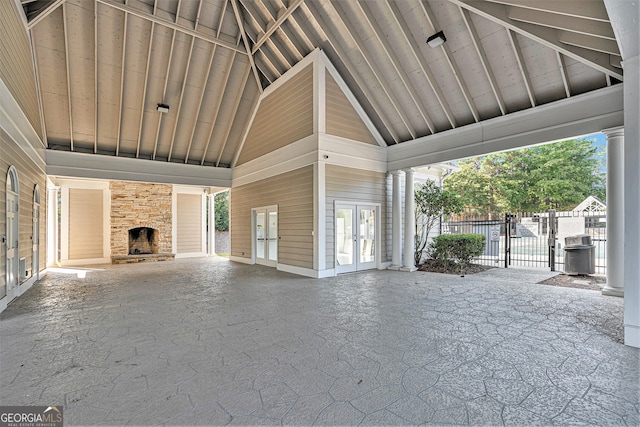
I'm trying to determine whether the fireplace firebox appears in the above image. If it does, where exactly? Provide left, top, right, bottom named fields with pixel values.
left=128, top=227, right=159, bottom=255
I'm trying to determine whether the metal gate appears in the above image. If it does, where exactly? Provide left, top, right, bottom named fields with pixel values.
left=443, top=209, right=607, bottom=274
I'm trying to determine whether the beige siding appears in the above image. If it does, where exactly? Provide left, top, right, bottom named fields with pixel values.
left=325, top=71, right=377, bottom=145
left=237, top=65, right=313, bottom=165
left=1, top=128, right=47, bottom=297
left=325, top=165, right=388, bottom=268
left=176, top=194, right=203, bottom=253
left=69, top=189, right=104, bottom=259
left=0, top=1, right=43, bottom=140
left=231, top=166, right=313, bottom=268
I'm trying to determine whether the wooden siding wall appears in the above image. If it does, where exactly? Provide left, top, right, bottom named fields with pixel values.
left=0, top=129, right=47, bottom=297
left=176, top=193, right=202, bottom=253
left=236, top=65, right=313, bottom=165
left=231, top=166, right=313, bottom=268
left=68, top=188, right=104, bottom=259
left=325, top=165, right=388, bottom=268
left=0, top=1, right=42, bottom=140
left=325, top=71, right=377, bottom=145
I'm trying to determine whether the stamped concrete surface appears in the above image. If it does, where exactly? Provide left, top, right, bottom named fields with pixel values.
left=1, top=258, right=638, bottom=426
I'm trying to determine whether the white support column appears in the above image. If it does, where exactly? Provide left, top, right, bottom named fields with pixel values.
left=46, top=187, right=59, bottom=267
left=208, top=193, right=216, bottom=256
left=401, top=168, right=417, bottom=271
left=602, top=127, right=624, bottom=297
left=389, top=170, right=403, bottom=270
left=624, top=53, right=640, bottom=347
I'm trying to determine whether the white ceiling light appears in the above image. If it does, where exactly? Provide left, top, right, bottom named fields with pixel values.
left=157, top=103, right=170, bottom=113
left=427, top=30, right=446, bottom=48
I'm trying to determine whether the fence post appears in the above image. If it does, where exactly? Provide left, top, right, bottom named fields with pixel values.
left=504, top=212, right=511, bottom=268
left=548, top=209, right=556, bottom=271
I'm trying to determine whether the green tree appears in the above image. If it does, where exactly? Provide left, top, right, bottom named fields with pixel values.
left=214, top=191, right=229, bottom=231
left=445, top=139, right=604, bottom=214
left=414, top=180, right=463, bottom=265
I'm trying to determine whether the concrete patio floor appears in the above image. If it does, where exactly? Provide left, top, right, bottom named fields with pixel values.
left=1, top=258, right=638, bottom=426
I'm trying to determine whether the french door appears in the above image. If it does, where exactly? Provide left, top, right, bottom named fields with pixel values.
left=6, top=167, right=19, bottom=300
left=335, top=203, right=377, bottom=274
left=253, top=206, right=278, bottom=267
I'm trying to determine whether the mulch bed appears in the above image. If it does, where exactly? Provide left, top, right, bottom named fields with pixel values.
left=417, top=259, right=494, bottom=276
left=418, top=259, right=605, bottom=292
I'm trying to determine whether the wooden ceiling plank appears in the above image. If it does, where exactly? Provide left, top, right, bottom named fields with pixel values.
left=96, top=0, right=246, bottom=54
left=419, top=1, right=479, bottom=122
left=460, top=7, right=507, bottom=115
left=303, top=1, right=400, bottom=143
left=62, top=2, right=74, bottom=151
left=329, top=0, right=416, bottom=139
left=450, top=0, right=623, bottom=80
left=167, top=36, right=196, bottom=162
left=386, top=0, right=457, bottom=129
left=136, top=21, right=155, bottom=158
left=201, top=50, right=236, bottom=165
left=217, top=62, right=252, bottom=167
left=507, top=29, right=536, bottom=107
left=185, top=44, right=216, bottom=164
left=358, top=0, right=435, bottom=134
left=230, top=0, right=264, bottom=92
left=152, top=30, right=176, bottom=160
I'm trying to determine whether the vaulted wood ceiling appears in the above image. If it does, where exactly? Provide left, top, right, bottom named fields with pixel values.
left=23, top=0, right=622, bottom=168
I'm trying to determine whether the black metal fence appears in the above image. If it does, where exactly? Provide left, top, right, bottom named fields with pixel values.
left=442, top=210, right=607, bottom=274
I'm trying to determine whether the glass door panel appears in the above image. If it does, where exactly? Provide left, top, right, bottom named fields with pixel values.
left=267, top=210, right=278, bottom=266
left=255, top=211, right=266, bottom=265
left=359, top=207, right=376, bottom=266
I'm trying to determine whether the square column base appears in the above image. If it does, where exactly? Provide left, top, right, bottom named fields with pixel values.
left=400, top=266, right=417, bottom=272
left=625, top=325, right=640, bottom=348
left=602, top=286, right=624, bottom=297
left=388, top=265, right=402, bottom=271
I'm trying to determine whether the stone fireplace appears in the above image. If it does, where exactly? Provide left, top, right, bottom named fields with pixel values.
left=110, top=182, right=175, bottom=263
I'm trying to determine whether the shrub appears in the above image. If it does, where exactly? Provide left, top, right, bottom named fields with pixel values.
left=428, top=234, right=485, bottom=271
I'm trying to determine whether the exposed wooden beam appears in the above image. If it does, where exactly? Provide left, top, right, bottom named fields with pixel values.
left=256, top=49, right=279, bottom=82
left=96, top=0, right=246, bottom=54
left=252, top=1, right=303, bottom=63
left=329, top=0, right=416, bottom=140
left=216, top=0, right=227, bottom=38
left=167, top=36, right=195, bottom=162
left=116, top=11, right=128, bottom=156
left=558, top=31, right=620, bottom=56
left=94, top=0, right=98, bottom=153
left=507, top=29, right=536, bottom=107
left=358, top=0, right=435, bottom=134
left=420, top=1, right=479, bottom=123
left=274, top=0, right=315, bottom=52
left=507, top=6, right=616, bottom=40
left=217, top=63, right=252, bottom=167
left=62, top=2, right=74, bottom=151
left=460, top=6, right=506, bottom=115
left=136, top=21, right=155, bottom=158
left=556, top=51, right=571, bottom=98
left=201, top=51, right=236, bottom=165
left=28, top=30, right=48, bottom=147
left=386, top=0, right=457, bottom=129
left=185, top=44, right=216, bottom=164
left=485, top=0, right=610, bottom=22
left=450, top=0, right=623, bottom=80
left=175, top=0, right=182, bottom=23
left=230, top=0, right=264, bottom=92
left=251, top=0, right=303, bottom=54
left=27, top=0, right=65, bottom=29
left=152, top=31, right=176, bottom=160
left=303, top=1, right=400, bottom=143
